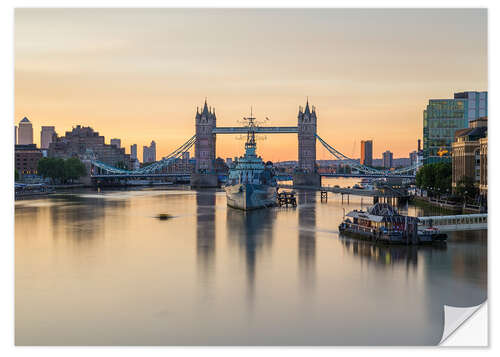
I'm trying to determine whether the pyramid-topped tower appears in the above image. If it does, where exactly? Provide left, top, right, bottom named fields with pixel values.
left=195, top=99, right=217, bottom=173
left=297, top=99, right=317, bottom=173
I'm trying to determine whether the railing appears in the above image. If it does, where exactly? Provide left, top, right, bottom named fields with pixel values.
left=418, top=214, right=487, bottom=231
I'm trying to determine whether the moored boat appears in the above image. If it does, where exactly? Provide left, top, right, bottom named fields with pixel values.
left=338, top=203, right=419, bottom=245
left=224, top=111, right=278, bottom=210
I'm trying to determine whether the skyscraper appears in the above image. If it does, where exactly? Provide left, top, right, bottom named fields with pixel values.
left=150, top=141, right=156, bottom=162
left=383, top=150, right=393, bottom=169
left=110, top=138, right=121, bottom=148
left=409, top=151, right=418, bottom=166
left=143, top=140, right=156, bottom=163
left=41, top=126, right=56, bottom=149
left=360, top=140, right=373, bottom=167
left=18, top=117, right=33, bottom=145
left=423, top=91, right=487, bottom=164
left=130, top=144, right=137, bottom=160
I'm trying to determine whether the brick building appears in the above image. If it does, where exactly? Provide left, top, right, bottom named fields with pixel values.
left=15, top=144, right=43, bottom=176
left=48, top=125, right=132, bottom=169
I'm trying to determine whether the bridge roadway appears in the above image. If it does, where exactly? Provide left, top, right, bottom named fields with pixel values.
left=278, top=184, right=408, bottom=198
left=213, top=126, right=298, bottom=134
left=92, top=173, right=190, bottom=179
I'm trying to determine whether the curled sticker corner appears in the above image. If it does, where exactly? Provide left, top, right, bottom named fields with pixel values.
left=439, top=303, right=484, bottom=345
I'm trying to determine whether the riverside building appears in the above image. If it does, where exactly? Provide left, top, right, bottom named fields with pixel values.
left=451, top=117, right=487, bottom=197
left=48, top=125, right=132, bottom=169
left=423, top=91, right=487, bottom=164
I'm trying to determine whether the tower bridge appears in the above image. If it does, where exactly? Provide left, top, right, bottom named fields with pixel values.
left=89, top=99, right=420, bottom=187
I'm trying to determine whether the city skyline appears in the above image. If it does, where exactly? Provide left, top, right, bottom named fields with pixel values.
left=15, top=8, right=487, bottom=161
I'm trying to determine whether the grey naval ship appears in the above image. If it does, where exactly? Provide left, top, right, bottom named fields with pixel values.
left=224, top=113, right=278, bottom=210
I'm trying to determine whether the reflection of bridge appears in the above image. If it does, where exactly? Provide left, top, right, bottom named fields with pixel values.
left=89, top=99, right=421, bottom=186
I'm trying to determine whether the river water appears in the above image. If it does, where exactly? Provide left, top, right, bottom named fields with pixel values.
left=15, top=178, right=487, bottom=345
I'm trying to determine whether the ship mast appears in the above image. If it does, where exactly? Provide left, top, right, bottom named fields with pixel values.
left=243, top=107, right=256, bottom=150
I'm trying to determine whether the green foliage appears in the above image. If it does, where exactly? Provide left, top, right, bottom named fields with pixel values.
left=15, top=169, right=19, bottom=181
left=64, top=157, right=87, bottom=182
left=38, top=157, right=87, bottom=184
left=455, top=176, right=478, bottom=202
left=415, top=162, right=452, bottom=196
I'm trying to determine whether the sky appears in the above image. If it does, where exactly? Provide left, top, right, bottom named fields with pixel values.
left=14, top=8, right=487, bottom=161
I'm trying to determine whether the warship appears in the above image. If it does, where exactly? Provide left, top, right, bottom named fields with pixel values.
left=224, top=111, right=278, bottom=210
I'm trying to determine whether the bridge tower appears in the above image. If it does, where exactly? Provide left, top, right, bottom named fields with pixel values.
left=191, top=99, right=219, bottom=187
left=294, top=100, right=321, bottom=187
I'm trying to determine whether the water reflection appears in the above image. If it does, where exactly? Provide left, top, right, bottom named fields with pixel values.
left=297, top=191, right=316, bottom=289
left=49, top=194, right=128, bottom=242
left=226, top=208, right=275, bottom=302
left=338, top=235, right=435, bottom=270
left=196, top=190, right=216, bottom=285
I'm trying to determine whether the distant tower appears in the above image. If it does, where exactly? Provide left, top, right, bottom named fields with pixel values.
left=18, top=117, right=33, bottom=145
left=361, top=140, right=373, bottom=166
left=130, top=144, right=137, bottom=160
left=150, top=140, right=156, bottom=162
left=195, top=99, right=217, bottom=173
left=41, top=126, right=56, bottom=149
left=297, top=99, right=317, bottom=172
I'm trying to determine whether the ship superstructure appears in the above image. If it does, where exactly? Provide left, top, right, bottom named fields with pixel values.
left=224, top=111, right=278, bottom=210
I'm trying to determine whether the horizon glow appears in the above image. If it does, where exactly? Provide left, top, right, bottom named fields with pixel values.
left=15, top=8, right=487, bottom=161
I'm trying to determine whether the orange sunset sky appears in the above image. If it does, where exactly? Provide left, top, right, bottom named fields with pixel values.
left=15, top=8, right=487, bottom=162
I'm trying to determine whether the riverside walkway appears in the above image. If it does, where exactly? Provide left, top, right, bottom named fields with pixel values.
left=418, top=214, right=487, bottom=232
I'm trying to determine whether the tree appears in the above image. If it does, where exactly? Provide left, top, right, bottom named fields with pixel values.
left=38, top=157, right=87, bottom=184
left=415, top=162, right=452, bottom=197
left=455, top=176, right=478, bottom=203
left=64, top=157, right=87, bottom=183
left=15, top=169, right=19, bottom=181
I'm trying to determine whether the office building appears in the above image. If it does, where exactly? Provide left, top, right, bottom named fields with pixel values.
left=110, top=138, right=121, bottom=148
left=143, top=140, right=156, bottom=163
left=360, top=140, right=373, bottom=166
left=479, top=136, right=487, bottom=199
left=130, top=144, right=138, bottom=161
left=383, top=150, right=393, bottom=169
left=15, top=126, right=17, bottom=145
left=41, top=126, right=56, bottom=149
left=226, top=157, right=233, bottom=166
left=18, top=117, right=33, bottom=145
left=451, top=117, right=487, bottom=193
left=409, top=151, right=418, bottom=166
left=423, top=91, right=487, bottom=164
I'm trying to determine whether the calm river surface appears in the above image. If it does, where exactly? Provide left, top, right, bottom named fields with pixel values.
left=15, top=178, right=487, bottom=345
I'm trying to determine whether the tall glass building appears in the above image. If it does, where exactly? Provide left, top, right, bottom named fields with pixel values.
left=423, top=91, right=487, bottom=164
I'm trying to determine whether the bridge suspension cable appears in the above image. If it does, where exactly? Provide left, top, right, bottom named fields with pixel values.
left=92, top=135, right=196, bottom=175
left=315, top=134, right=420, bottom=176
